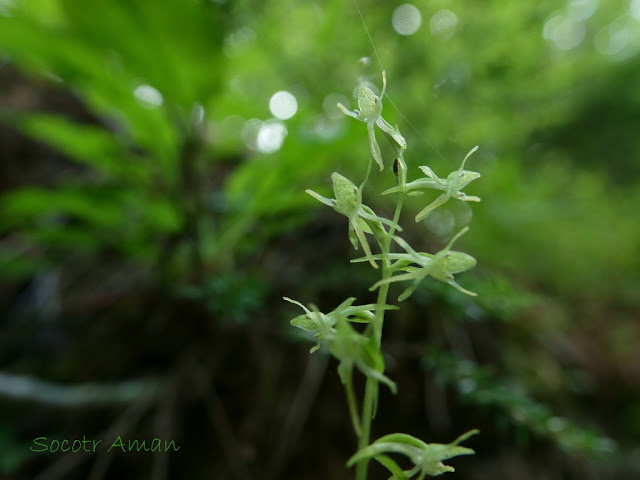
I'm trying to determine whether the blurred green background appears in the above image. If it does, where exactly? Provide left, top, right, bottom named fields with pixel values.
left=1, top=0, right=639, bottom=478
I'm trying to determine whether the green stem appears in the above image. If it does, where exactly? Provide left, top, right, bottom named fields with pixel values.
left=355, top=195, right=404, bottom=480
left=374, top=195, right=403, bottom=345
left=355, top=376, right=377, bottom=480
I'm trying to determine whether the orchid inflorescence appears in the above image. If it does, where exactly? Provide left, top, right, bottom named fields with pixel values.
left=285, top=71, right=481, bottom=479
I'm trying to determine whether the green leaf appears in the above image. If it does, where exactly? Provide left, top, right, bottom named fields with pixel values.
left=19, top=114, right=147, bottom=182
left=1, top=187, right=121, bottom=229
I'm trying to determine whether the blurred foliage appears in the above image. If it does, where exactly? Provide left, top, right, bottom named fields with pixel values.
left=424, top=348, right=616, bottom=458
left=0, top=0, right=639, bottom=479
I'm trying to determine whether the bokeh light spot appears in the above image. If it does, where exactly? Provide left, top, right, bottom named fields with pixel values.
left=0, top=0, right=14, bottom=16
left=269, top=91, right=298, bottom=120
left=257, top=120, right=287, bottom=153
left=241, top=119, right=262, bottom=151
left=567, top=0, right=599, bottom=21
left=392, top=4, right=422, bottom=36
left=543, top=14, right=585, bottom=50
left=594, top=17, right=639, bottom=60
left=429, top=9, right=458, bottom=41
left=631, top=0, right=640, bottom=20
left=133, top=84, right=163, bottom=108
left=424, top=208, right=455, bottom=237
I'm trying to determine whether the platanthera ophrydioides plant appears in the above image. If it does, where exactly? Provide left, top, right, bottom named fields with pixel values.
left=284, top=72, right=481, bottom=480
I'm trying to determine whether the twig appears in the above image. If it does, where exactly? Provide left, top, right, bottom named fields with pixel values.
left=151, top=372, right=179, bottom=480
left=266, top=353, right=327, bottom=480
left=188, top=362, right=251, bottom=480
left=0, top=371, right=164, bottom=407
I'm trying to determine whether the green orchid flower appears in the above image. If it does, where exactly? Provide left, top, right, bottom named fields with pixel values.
left=337, top=71, right=407, bottom=171
left=383, top=146, right=481, bottom=222
left=347, top=429, right=478, bottom=479
left=306, top=172, right=402, bottom=269
left=284, top=296, right=399, bottom=435
left=352, top=227, right=477, bottom=299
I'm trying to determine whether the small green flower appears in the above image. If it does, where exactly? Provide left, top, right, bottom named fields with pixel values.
left=285, top=296, right=399, bottom=434
left=284, top=297, right=396, bottom=356
left=353, top=227, right=477, bottom=299
left=384, top=146, right=481, bottom=222
left=338, top=71, right=407, bottom=171
left=306, top=172, right=402, bottom=269
left=347, top=429, right=478, bottom=479
left=284, top=296, right=397, bottom=391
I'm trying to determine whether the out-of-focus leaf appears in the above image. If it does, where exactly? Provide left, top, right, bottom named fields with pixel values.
left=1, top=187, right=123, bottom=229
left=19, top=114, right=149, bottom=182
left=0, top=186, right=181, bottom=238
left=0, top=14, right=178, bottom=173
left=58, top=0, right=225, bottom=106
left=423, top=348, right=618, bottom=459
